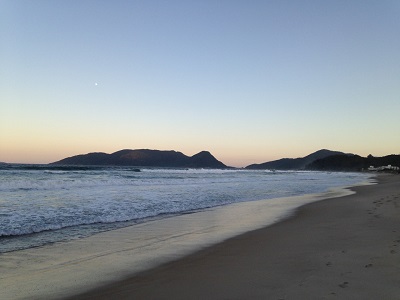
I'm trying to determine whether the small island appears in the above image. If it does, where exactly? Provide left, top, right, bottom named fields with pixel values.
left=51, top=149, right=229, bottom=169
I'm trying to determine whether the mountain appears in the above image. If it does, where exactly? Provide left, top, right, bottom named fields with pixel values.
left=51, top=149, right=228, bottom=168
left=245, top=149, right=347, bottom=170
left=186, top=151, right=227, bottom=168
left=307, top=154, right=400, bottom=172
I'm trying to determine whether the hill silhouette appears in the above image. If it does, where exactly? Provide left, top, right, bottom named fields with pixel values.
left=307, top=154, right=400, bottom=171
left=51, top=149, right=228, bottom=168
left=245, top=149, right=346, bottom=170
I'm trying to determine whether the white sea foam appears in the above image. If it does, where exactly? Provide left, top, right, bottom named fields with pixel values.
left=0, top=181, right=372, bottom=300
left=0, top=167, right=370, bottom=252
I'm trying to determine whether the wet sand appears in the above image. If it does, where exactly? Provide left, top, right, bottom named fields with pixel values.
left=68, top=174, right=400, bottom=300
left=3, top=175, right=364, bottom=300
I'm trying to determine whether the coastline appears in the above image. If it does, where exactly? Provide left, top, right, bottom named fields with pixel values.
left=66, top=174, right=400, bottom=300
left=1, top=174, right=395, bottom=299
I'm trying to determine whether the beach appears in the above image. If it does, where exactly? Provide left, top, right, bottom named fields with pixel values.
left=1, top=173, right=398, bottom=299
left=68, top=174, right=400, bottom=300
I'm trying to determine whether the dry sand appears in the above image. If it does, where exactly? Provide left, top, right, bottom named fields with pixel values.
left=0, top=179, right=358, bottom=300
left=68, top=174, right=400, bottom=300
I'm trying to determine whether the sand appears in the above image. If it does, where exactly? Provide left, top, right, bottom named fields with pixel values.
left=1, top=178, right=358, bottom=300
left=67, top=174, right=400, bottom=300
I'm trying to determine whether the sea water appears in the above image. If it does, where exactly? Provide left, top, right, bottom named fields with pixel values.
left=0, top=164, right=370, bottom=253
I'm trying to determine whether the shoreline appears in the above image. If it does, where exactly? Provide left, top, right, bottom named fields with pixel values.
left=66, top=174, right=400, bottom=299
left=0, top=174, right=390, bottom=300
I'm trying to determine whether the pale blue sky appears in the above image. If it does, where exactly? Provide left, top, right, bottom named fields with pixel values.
left=1, top=1, right=399, bottom=166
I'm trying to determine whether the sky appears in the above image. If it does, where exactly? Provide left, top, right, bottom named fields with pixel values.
left=1, top=0, right=399, bottom=167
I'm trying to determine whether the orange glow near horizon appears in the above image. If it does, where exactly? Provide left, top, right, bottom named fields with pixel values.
left=1, top=140, right=399, bottom=167
left=2, top=1, right=399, bottom=167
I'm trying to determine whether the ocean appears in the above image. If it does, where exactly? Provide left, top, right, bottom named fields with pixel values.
left=0, top=165, right=370, bottom=254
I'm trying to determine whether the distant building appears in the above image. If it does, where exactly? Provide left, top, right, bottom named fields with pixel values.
left=368, top=165, right=399, bottom=171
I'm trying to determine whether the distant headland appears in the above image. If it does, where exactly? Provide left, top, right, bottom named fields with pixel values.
left=49, top=148, right=400, bottom=172
left=51, top=149, right=228, bottom=169
left=246, top=149, right=345, bottom=170
left=246, top=149, right=400, bottom=172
